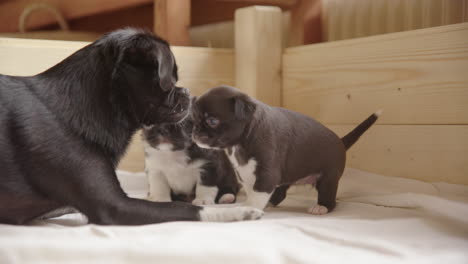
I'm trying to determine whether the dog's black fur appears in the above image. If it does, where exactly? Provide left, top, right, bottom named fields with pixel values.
left=0, top=29, right=260, bottom=225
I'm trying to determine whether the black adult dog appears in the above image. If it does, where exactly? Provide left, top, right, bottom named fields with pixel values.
left=0, top=29, right=262, bottom=225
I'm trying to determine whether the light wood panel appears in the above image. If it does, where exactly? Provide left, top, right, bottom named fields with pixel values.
left=0, top=38, right=89, bottom=75
left=235, top=6, right=283, bottom=106
left=322, top=0, right=468, bottom=41
left=283, top=23, right=468, bottom=125
left=0, top=37, right=235, bottom=172
left=329, top=124, right=468, bottom=185
left=172, top=47, right=235, bottom=95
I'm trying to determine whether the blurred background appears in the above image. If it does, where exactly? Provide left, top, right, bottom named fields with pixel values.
left=0, top=0, right=467, bottom=47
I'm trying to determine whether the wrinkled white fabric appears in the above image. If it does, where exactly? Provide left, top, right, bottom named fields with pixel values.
left=1, top=168, right=467, bottom=264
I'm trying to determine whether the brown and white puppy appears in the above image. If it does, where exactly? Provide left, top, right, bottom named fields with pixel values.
left=191, top=85, right=381, bottom=214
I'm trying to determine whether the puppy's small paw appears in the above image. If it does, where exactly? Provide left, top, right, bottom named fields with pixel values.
left=218, top=193, right=236, bottom=204
left=199, top=206, right=264, bottom=222
left=307, top=204, right=328, bottom=215
left=192, top=198, right=215, bottom=206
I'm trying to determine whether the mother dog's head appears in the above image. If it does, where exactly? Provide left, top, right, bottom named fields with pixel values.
left=95, top=28, right=189, bottom=126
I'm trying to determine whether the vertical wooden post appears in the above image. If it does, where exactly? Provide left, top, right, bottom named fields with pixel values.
left=289, top=0, right=322, bottom=46
left=154, top=0, right=191, bottom=46
left=235, top=6, right=282, bottom=106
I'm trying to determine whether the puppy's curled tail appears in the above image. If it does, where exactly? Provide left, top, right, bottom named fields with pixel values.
left=341, top=110, right=382, bottom=150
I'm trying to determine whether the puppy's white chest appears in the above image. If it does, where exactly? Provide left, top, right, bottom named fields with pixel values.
left=144, top=144, right=205, bottom=194
left=225, top=146, right=257, bottom=186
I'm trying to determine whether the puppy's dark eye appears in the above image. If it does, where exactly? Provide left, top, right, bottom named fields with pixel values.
left=205, top=117, right=220, bottom=128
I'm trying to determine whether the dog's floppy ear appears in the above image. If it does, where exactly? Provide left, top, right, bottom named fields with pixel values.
left=232, top=94, right=256, bottom=121
left=156, top=46, right=176, bottom=92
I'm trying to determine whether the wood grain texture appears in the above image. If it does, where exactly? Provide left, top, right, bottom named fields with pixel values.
left=0, top=38, right=89, bottom=76
left=235, top=6, right=283, bottom=106
left=283, top=23, right=468, bottom=125
left=172, top=47, right=235, bottom=95
left=329, top=124, right=468, bottom=185
left=322, top=0, right=468, bottom=41
left=154, top=0, right=191, bottom=46
left=0, top=37, right=235, bottom=172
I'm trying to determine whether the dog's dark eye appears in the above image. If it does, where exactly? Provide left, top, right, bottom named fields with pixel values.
left=205, top=117, right=220, bottom=128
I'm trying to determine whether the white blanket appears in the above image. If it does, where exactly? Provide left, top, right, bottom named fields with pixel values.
left=1, top=168, right=467, bottom=264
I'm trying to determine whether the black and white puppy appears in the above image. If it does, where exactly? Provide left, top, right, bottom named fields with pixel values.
left=142, top=118, right=239, bottom=205
left=0, top=30, right=262, bottom=225
left=191, top=85, right=380, bottom=214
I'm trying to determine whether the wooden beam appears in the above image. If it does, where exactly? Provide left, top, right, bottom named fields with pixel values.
left=288, top=0, right=322, bottom=46
left=191, top=0, right=294, bottom=26
left=154, top=0, right=191, bottom=46
left=235, top=6, right=283, bottom=106
left=0, top=0, right=152, bottom=32
left=283, top=23, right=468, bottom=125
left=216, top=0, right=297, bottom=6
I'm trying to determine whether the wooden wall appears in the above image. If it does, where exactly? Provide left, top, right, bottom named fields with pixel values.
left=282, top=23, right=468, bottom=184
left=0, top=37, right=235, bottom=172
left=1, top=22, right=467, bottom=185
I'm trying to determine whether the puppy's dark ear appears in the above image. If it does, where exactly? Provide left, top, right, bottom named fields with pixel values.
left=156, top=46, right=176, bottom=92
left=232, top=94, right=256, bottom=121
left=190, top=96, right=197, bottom=105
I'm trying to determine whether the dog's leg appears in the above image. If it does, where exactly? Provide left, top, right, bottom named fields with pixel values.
left=241, top=164, right=278, bottom=210
left=308, top=169, right=340, bottom=215
left=268, top=185, right=290, bottom=207
left=0, top=192, right=63, bottom=225
left=28, top=149, right=262, bottom=224
left=193, top=162, right=219, bottom=205
left=147, top=171, right=172, bottom=202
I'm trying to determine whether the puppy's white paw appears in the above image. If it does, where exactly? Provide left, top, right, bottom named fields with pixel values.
left=199, top=206, right=264, bottom=222
left=218, top=193, right=236, bottom=204
left=307, top=204, right=328, bottom=215
left=192, top=198, right=215, bottom=206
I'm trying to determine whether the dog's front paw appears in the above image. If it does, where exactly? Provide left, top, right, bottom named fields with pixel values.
left=307, top=204, right=328, bottom=215
left=199, top=206, right=264, bottom=222
left=192, top=198, right=215, bottom=206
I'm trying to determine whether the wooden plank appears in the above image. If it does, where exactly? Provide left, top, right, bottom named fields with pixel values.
left=283, top=23, right=468, bottom=125
left=0, top=0, right=152, bottom=32
left=172, top=47, right=235, bottom=96
left=288, top=0, right=322, bottom=46
left=0, top=37, right=235, bottom=172
left=191, top=0, right=296, bottom=26
left=329, top=124, right=468, bottom=185
left=217, top=0, right=297, bottom=5
left=0, top=38, right=89, bottom=76
left=154, top=0, right=191, bottom=46
left=235, top=6, right=282, bottom=106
